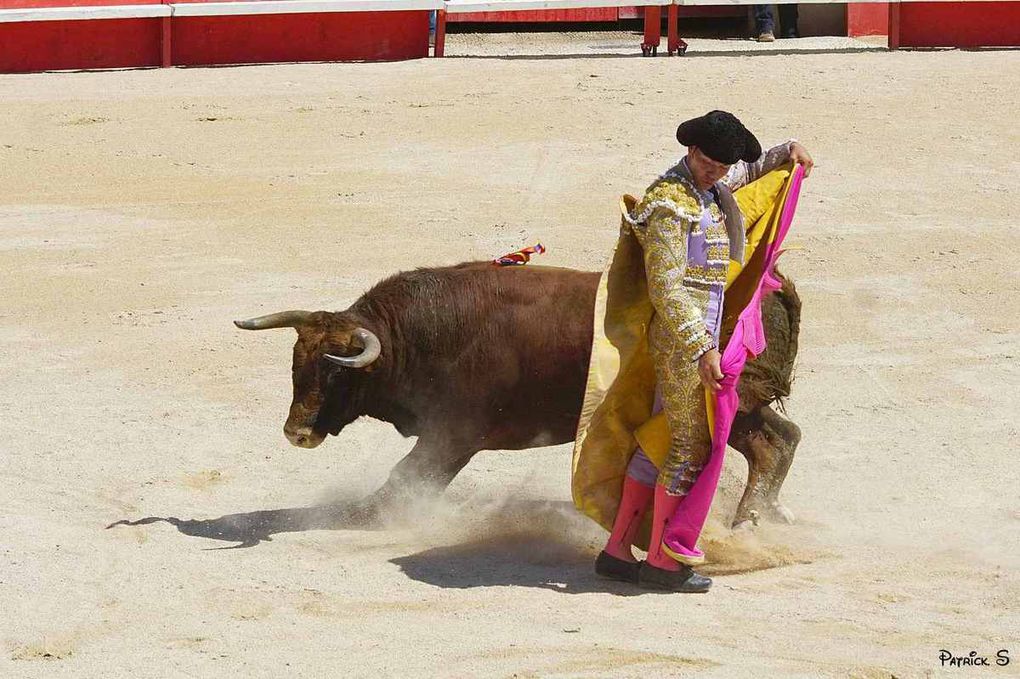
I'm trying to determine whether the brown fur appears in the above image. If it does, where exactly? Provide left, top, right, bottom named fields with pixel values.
left=736, top=269, right=801, bottom=414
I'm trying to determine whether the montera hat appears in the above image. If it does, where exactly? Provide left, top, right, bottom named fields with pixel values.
left=676, top=110, right=762, bottom=165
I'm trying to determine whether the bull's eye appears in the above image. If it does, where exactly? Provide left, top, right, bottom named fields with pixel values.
left=322, top=362, right=341, bottom=387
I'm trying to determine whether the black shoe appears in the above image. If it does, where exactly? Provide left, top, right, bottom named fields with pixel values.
left=780, top=29, right=799, bottom=39
left=637, top=562, right=713, bottom=593
left=595, top=551, right=641, bottom=584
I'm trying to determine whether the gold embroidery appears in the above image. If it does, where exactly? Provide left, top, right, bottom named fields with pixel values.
left=630, top=177, right=721, bottom=495
left=684, top=265, right=729, bottom=284
left=707, top=244, right=730, bottom=261
left=704, top=222, right=729, bottom=240
left=648, top=317, right=712, bottom=496
left=635, top=179, right=702, bottom=221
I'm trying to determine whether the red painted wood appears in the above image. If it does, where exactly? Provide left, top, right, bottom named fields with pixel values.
left=434, top=7, right=446, bottom=56
left=888, top=1, right=899, bottom=48
left=171, top=10, right=430, bottom=65
left=642, top=3, right=659, bottom=46
left=0, top=17, right=162, bottom=72
left=448, top=8, right=616, bottom=22
left=0, top=8, right=431, bottom=72
left=847, top=3, right=888, bottom=37
left=160, top=13, right=172, bottom=66
left=897, top=1, right=1020, bottom=47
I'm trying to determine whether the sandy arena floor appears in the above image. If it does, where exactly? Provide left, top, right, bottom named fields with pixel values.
left=1, top=32, right=1018, bottom=678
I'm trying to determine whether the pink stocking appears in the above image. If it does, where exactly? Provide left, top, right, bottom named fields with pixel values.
left=646, top=483, right=684, bottom=571
left=603, top=476, right=654, bottom=563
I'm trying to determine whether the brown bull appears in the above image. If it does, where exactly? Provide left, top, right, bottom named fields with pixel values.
left=236, top=261, right=801, bottom=527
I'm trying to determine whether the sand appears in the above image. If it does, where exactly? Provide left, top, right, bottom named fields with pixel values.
left=1, top=33, right=1018, bottom=678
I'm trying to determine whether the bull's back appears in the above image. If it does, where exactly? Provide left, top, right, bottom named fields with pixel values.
left=415, top=263, right=599, bottom=449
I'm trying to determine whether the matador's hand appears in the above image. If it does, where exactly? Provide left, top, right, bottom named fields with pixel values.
left=789, top=142, right=814, bottom=177
left=698, top=348, right=724, bottom=393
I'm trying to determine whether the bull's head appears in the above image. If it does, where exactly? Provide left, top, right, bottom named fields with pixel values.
left=234, top=310, right=381, bottom=449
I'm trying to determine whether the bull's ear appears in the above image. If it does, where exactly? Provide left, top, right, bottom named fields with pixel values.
left=234, top=310, right=315, bottom=330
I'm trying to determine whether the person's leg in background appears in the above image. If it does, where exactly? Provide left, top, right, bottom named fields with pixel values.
left=754, top=4, right=776, bottom=42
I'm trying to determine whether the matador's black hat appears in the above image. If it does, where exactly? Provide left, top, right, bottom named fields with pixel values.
left=676, top=111, right=761, bottom=165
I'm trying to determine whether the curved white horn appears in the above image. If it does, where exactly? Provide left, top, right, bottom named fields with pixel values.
left=324, top=328, right=381, bottom=369
left=234, top=310, right=314, bottom=330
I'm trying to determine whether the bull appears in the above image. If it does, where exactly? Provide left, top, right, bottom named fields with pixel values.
left=236, top=261, right=801, bottom=528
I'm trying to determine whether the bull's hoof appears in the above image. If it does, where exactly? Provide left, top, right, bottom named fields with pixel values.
left=732, top=519, right=755, bottom=532
left=731, top=508, right=761, bottom=531
left=770, top=503, right=796, bottom=524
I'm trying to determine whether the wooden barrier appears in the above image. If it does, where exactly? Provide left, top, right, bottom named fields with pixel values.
left=170, top=0, right=441, bottom=65
left=853, top=0, right=1020, bottom=48
left=1, top=0, right=1017, bottom=72
left=0, top=0, right=441, bottom=72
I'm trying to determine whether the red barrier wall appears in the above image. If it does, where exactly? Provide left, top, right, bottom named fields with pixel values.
left=173, top=10, right=430, bottom=65
left=0, top=18, right=163, bottom=72
left=0, top=5, right=431, bottom=72
left=897, top=1, right=1020, bottom=47
left=847, top=2, right=888, bottom=36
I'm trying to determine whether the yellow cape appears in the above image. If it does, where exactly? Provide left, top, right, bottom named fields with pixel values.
left=570, top=167, right=794, bottom=549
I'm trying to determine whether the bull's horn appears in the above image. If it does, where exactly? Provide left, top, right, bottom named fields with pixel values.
left=324, top=328, right=381, bottom=368
left=234, top=310, right=315, bottom=330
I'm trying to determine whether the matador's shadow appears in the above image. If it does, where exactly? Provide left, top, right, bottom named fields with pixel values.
left=389, top=535, right=640, bottom=596
left=388, top=498, right=641, bottom=595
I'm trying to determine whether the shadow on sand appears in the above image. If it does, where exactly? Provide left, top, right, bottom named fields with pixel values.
left=106, top=497, right=647, bottom=594
left=106, top=499, right=379, bottom=549
left=107, top=496, right=805, bottom=592
left=389, top=537, right=644, bottom=595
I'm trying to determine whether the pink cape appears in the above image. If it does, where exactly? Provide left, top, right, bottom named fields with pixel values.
left=662, top=165, right=805, bottom=560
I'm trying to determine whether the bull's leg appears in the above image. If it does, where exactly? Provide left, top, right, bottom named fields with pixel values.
left=369, top=435, right=479, bottom=511
left=729, top=405, right=801, bottom=528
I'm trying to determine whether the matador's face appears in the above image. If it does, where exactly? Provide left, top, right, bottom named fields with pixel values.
left=688, top=146, right=732, bottom=191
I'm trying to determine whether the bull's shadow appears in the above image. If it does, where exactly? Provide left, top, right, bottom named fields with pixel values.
left=106, top=498, right=379, bottom=549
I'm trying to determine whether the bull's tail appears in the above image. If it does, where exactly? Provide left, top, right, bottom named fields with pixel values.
left=106, top=516, right=181, bottom=529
